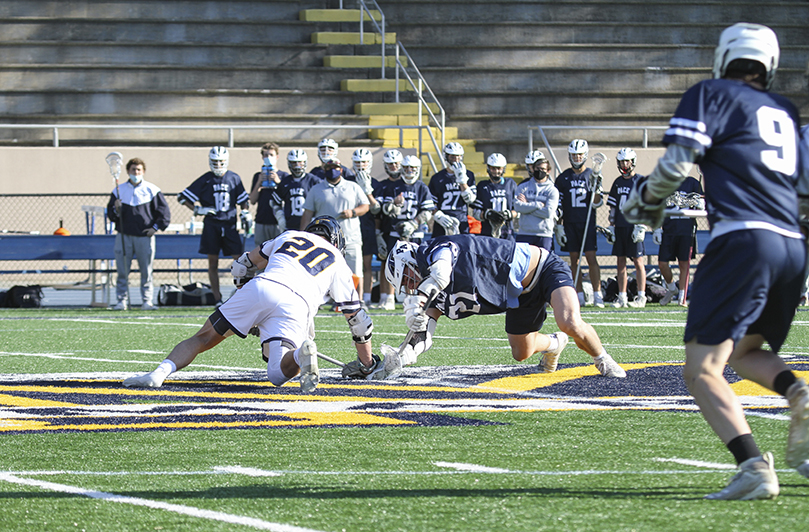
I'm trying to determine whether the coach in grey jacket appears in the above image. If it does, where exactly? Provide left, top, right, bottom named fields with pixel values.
left=513, top=150, right=559, bottom=252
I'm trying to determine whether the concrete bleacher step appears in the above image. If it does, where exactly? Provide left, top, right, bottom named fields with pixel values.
left=311, top=32, right=396, bottom=45
left=341, top=79, right=414, bottom=92
left=324, top=55, right=404, bottom=68
left=299, top=9, right=382, bottom=22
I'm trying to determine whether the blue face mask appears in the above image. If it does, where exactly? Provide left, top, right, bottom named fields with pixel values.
left=129, top=173, right=143, bottom=185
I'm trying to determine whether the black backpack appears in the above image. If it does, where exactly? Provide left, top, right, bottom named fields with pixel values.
left=1, top=285, right=43, bottom=308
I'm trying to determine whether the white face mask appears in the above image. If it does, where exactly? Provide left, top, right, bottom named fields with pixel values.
left=129, top=173, right=143, bottom=185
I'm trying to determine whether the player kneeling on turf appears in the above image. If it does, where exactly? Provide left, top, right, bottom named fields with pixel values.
left=378, top=236, right=626, bottom=379
left=123, top=216, right=380, bottom=392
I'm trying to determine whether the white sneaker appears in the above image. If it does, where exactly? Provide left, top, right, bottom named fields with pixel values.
left=123, top=372, right=163, bottom=388
left=612, top=297, right=628, bottom=309
left=381, top=297, right=396, bottom=311
left=786, top=379, right=809, bottom=468
left=704, top=452, right=779, bottom=500
left=593, top=293, right=605, bottom=308
left=111, top=300, right=128, bottom=311
left=660, top=288, right=676, bottom=306
left=298, top=339, right=319, bottom=393
left=141, top=301, right=156, bottom=310
left=594, top=353, right=626, bottom=378
left=628, top=295, right=647, bottom=308
left=538, top=332, right=569, bottom=373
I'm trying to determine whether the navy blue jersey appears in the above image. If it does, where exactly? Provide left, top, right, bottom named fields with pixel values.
left=250, top=170, right=290, bottom=225
left=428, top=168, right=476, bottom=223
left=664, top=79, right=800, bottom=233
left=474, top=178, right=517, bottom=237
left=607, top=174, right=643, bottom=228
left=275, top=173, right=321, bottom=232
left=179, top=170, right=249, bottom=222
left=416, top=234, right=516, bottom=319
left=379, top=178, right=435, bottom=233
left=556, top=168, right=598, bottom=226
left=662, top=176, right=704, bottom=236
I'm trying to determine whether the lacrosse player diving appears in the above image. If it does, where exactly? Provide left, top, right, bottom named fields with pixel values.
left=123, top=216, right=379, bottom=393
left=374, top=236, right=626, bottom=380
left=622, top=23, right=809, bottom=499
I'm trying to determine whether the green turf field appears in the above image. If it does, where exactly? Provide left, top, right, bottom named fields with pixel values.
left=1, top=305, right=808, bottom=531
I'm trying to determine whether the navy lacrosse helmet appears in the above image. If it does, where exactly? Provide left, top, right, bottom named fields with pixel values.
left=305, top=215, right=346, bottom=255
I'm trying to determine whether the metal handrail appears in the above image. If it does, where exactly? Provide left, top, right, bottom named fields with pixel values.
left=528, top=125, right=668, bottom=178
left=358, top=0, right=386, bottom=79
left=0, top=123, right=432, bottom=148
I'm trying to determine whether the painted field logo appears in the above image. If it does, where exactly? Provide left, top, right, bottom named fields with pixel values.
left=0, top=362, right=804, bottom=434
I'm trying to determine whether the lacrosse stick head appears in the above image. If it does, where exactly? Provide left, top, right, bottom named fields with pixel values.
left=105, top=151, right=124, bottom=182
left=590, top=152, right=607, bottom=176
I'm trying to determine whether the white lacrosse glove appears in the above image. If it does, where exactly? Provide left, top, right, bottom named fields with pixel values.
left=450, top=162, right=467, bottom=185
left=631, top=224, right=646, bottom=244
left=382, top=201, right=402, bottom=217
left=194, top=205, right=216, bottom=217
left=355, top=170, right=374, bottom=195
left=653, top=228, right=663, bottom=245
left=396, top=220, right=418, bottom=240
left=597, top=225, right=615, bottom=245
left=231, top=252, right=257, bottom=287
left=554, top=224, right=567, bottom=247
left=622, top=176, right=666, bottom=229
left=403, top=294, right=429, bottom=332
left=433, top=210, right=455, bottom=230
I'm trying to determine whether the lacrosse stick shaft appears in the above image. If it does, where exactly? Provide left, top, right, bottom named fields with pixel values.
left=317, top=352, right=346, bottom=368
left=664, top=208, right=707, bottom=218
left=573, top=183, right=598, bottom=290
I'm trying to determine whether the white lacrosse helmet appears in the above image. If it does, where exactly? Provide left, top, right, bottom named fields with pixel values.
left=616, top=148, right=637, bottom=177
left=568, top=139, right=589, bottom=169
left=383, top=149, right=403, bottom=178
left=352, top=148, right=373, bottom=174
left=401, top=155, right=422, bottom=184
left=287, top=149, right=308, bottom=178
left=209, top=146, right=229, bottom=177
left=385, top=240, right=422, bottom=294
left=713, top=23, right=779, bottom=90
left=317, top=138, right=339, bottom=164
left=525, top=149, right=547, bottom=168
left=443, top=142, right=464, bottom=164
left=486, top=153, right=507, bottom=181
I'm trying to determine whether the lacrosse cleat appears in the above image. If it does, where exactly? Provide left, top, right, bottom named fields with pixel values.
left=704, top=452, right=779, bottom=500
left=381, top=297, right=396, bottom=311
left=612, top=296, right=628, bottom=308
left=298, top=339, right=319, bottom=393
left=123, top=372, right=163, bottom=388
left=786, top=379, right=809, bottom=468
left=628, top=294, right=647, bottom=308
left=660, top=287, right=677, bottom=306
left=593, top=293, right=605, bottom=308
left=594, top=353, right=626, bottom=378
left=538, top=332, right=568, bottom=373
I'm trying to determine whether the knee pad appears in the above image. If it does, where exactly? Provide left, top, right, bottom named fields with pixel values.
left=265, top=339, right=295, bottom=386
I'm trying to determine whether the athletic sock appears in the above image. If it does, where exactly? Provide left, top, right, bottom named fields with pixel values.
left=638, top=290, right=646, bottom=299
left=544, top=335, right=559, bottom=353
left=727, top=434, right=761, bottom=465
left=774, top=370, right=798, bottom=397
left=379, top=293, right=389, bottom=305
left=667, top=281, right=677, bottom=291
left=618, top=291, right=627, bottom=301
left=153, top=359, right=176, bottom=381
left=678, top=289, right=686, bottom=300
left=593, top=349, right=609, bottom=362
left=577, top=292, right=585, bottom=305
left=363, top=293, right=372, bottom=304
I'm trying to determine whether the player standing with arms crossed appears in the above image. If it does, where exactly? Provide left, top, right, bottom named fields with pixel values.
left=623, top=23, right=809, bottom=499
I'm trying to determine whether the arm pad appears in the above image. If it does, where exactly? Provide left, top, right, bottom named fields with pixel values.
left=347, top=308, right=373, bottom=344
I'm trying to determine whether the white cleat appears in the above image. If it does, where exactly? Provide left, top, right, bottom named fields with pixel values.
left=538, top=332, right=569, bottom=373
left=123, top=372, right=163, bottom=388
left=298, top=339, right=319, bottom=393
left=593, top=293, right=605, bottom=308
left=659, top=289, right=676, bottom=306
left=381, top=297, right=396, bottom=311
left=111, top=300, right=128, bottom=311
left=786, top=379, right=809, bottom=468
left=612, top=297, right=628, bottom=309
left=704, top=452, right=779, bottom=500
left=594, top=353, right=627, bottom=378
left=628, top=295, right=647, bottom=308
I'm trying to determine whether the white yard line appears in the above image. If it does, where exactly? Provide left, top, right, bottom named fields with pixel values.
left=653, top=458, right=736, bottom=469
left=434, top=462, right=512, bottom=473
left=213, top=466, right=283, bottom=477
left=0, top=473, right=323, bottom=532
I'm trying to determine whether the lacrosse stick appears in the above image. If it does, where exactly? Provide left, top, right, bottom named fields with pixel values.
left=371, top=290, right=440, bottom=380
left=663, top=208, right=707, bottom=218
left=573, top=152, right=606, bottom=290
left=106, top=151, right=126, bottom=285
left=317, top=352, right=346, bottom=368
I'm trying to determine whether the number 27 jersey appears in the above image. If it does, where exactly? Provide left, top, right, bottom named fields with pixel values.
left=258, top=230, right=359, bottom=313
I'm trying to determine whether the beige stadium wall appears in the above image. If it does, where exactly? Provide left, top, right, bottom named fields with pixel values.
left=0, top=146, right=417, bottom=195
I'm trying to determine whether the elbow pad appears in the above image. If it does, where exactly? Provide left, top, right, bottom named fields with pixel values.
left=347, top=308, right=374, bottom=344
